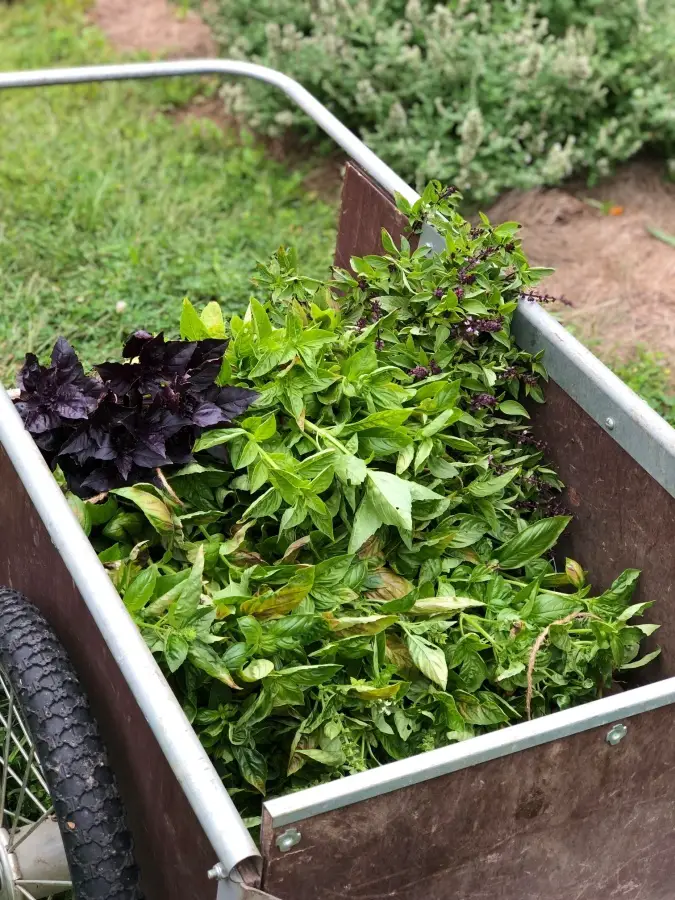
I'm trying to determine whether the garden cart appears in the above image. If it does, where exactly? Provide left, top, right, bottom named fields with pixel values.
left=1, top=61, right=675, bottom=900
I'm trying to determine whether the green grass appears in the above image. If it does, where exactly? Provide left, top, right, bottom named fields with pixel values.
left=0, top=0, right=337, bottom=381
left=613, top=348, right=675, bottom=427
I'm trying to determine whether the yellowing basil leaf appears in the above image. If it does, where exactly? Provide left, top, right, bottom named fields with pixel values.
left=410, top=596, right=484, bottom=614
left=240, top=659, right=275, bottom=682
left=365, top=568, right=413, bottom=601
left=200, top=301, right=226, bottom=338
left=113, top=487, right=176, bottom=535
left=67, top=493, right=91, bottom=536
left=241, top=567, right=314, bottom=618
left=346, top=682, right=403, bottom=700
left=327, top=614, right=398, bottom=636
left=405, top=634, right=448, bottom=688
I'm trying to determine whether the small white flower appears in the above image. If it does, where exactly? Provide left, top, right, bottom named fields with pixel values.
left=115, top=301, right=127, bottom=315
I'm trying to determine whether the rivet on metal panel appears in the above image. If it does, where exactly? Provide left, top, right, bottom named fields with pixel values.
left=606, top=723, right=628, bottom=745
left=605, top=417, right=615, bottom=430
left=276, top=828, right=302, bottom=852
left=208, top=863, right=227, bottom=880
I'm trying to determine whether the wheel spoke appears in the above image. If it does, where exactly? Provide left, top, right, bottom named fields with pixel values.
left=16, top=887, right=38, bottom=900
left=16, top=880, right=72, bottom=887
left=0, top=674, right=49, bottom=794
left=9, top=805, right=56, bottom=852
left=0, top=704, right=49, bottom=796
left=3, top=809, right=34, bottom=826
left=0, top=755, right=48, bottom=817
left=0, top=685, right=14, bottom=828
left=9, top=744, right=36, bottom=845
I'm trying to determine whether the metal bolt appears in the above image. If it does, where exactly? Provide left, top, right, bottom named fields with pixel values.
left=605, top=417, right=615, bottom=430
left=606, top=723, right=628, bottom=746
left=207, top=863, right=227, bottom=881
left=276, top=828, right=301, bottom=852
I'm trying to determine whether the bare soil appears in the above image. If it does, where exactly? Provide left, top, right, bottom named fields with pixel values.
left=90, top=0, right=217, bottom=57
left=488, top=161, right=675, bottom=366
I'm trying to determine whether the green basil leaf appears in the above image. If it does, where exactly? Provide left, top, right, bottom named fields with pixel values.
left=496, top=516, right=571, bottom=569
left=165, top=632, right=189, bottom=673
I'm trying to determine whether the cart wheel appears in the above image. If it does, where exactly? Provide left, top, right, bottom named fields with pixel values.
left=0, top=589, right=143, bottom=900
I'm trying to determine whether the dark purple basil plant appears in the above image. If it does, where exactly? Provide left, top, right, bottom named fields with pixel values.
left=15, top=332, right=257, bottom=496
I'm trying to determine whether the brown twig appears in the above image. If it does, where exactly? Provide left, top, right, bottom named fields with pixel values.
left=155, top=468, right=184, bottom=506
left=85, top=492, right=108, bottom=505
left=526, top=612, right=601, bottom=719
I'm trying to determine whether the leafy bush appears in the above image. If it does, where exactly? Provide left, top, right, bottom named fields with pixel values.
left=200, top=0, right=675, bottom=203
left=21, top=185, right=656, bottom=818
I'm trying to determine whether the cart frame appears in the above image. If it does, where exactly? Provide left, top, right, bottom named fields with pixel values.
left=1, top=60, right=675, bottom=900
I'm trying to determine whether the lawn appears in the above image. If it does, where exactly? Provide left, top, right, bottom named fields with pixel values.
left=0, top=0, right=337, bottom=382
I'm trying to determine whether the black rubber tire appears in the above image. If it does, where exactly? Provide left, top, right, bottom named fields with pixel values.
left=0, top=589, right=143, bottom=900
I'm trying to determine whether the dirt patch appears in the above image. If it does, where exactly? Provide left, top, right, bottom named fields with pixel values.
left=488, top=160, right=675, bottom=367
left=90, top=0, right=216, bottom=57
left=172, top=97, right=345, bottom=204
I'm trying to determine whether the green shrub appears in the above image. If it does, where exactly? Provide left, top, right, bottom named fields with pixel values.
left=200, top=0, right=675, bottom=203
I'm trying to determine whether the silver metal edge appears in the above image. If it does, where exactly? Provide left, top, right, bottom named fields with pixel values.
left=263, top=674, right=675, bottom=828
left=0, top=390, right=259, bottom=876
left=512, top=300, right=675, bottom=497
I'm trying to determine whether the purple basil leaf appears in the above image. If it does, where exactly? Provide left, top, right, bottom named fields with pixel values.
left=122, top=331, right=154, bottom=359
left=210, top=386, right=259, bottom=422
left=23, top=407, right=61, bottom=435
left=192, top=401, right=224, bottom=427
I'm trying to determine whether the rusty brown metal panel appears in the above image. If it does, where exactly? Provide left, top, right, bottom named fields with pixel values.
left=0, top=446, right=215, bottom=900
left=262, top=705, right=675, bottom=899
left=334, top=162, right=414, bottom=270
left=530, top=381, right=675, bottom=679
